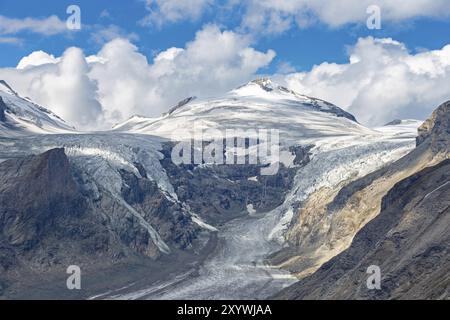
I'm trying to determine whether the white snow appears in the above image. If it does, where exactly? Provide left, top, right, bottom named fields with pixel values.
left=191, top=214, right=219, bottom=232
left=0, top=80, right=74, bottom=136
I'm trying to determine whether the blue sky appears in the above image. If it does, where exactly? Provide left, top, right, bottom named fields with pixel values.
left=1, top=0, right=450, bottom=71
left=1, top=0, right=450, bottom=129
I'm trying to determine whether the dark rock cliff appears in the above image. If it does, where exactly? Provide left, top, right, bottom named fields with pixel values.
left=159, top=142, right=300, bottom=225
left=0, top=148, right=202, bottom=297
left=0, top=148, right=113, bottom=286
left=275, top=101, right=450, bottom=300
left=0, top=97, right=6, bottom=122
left=275, top=159, right=450, bottom=299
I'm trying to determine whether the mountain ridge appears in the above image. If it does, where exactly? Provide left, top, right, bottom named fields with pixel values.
left=273, top=100, right=449, bottom=299
left=0, top=80, right=74, bottom=136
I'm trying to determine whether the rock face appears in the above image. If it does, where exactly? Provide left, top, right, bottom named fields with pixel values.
left=274, top=101, right=450, bottom=299
left=0, top=97, right=6, bottom=122
left=0, top=149, right=88, bottom=247
left=275, top=160, right=450, bottom=299
left=119, top=169, right=197, bottom=250
left=0, top=149, right=110, bottom=277
left=417, top=100, right=450, bottom=153
left=0, top=148, right=203, bottom=297
left=159, top=142, right=299, bottom=224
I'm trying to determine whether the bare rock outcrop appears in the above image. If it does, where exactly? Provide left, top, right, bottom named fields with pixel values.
left=0, top=97, right=6, bottom=122
left=417, top=101, right=450, bottom=153
left=274, top=100, right=450, bottom=299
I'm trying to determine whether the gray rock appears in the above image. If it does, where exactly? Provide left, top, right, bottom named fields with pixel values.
left=0, top=148, right=204, bottom=297
left=417, top=100, right=450, bottom=152
left=274, top=101, right=450, bottom=300
left=159, top=142, right=300, bottom=224
left=0, top=97, right=6, bottom=122
left=275, top=159, right=450, bottom=300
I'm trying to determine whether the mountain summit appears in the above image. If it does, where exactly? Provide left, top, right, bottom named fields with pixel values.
left=114, top=78, right=366, bottom=146
left=232, top=78, right=357, bottom=122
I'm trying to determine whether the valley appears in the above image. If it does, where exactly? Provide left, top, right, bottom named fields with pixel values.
left=0, top=79, right=447, bottom=300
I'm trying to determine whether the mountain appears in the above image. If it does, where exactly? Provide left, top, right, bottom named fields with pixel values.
left=0, top=79, right=435, bottom=299
left=0, top=80, right=73, bottom=136
left=274, top=101, right=450, bottom=299
left=114, top=78, right=370, bottom=146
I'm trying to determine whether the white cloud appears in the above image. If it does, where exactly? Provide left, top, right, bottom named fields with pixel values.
left=0, top=25, right=275, bottom=130
left=279, top=37, right=450, bottom=126
left=89, top=24, right=140, bottom=45
left=141, top=0, right=212, bottom=27
left=3, top=25, right=450, bottom=130
left=140, top=0, right=450, bottom=34
left=89, top=25, right=275, bottom=124
left=100, top=10, right=112, bottom=19
left=17, top=51, right=59, bottom=69
left=0, top=48, right=103, bottom=129
left=0, top=37, right=22, bottom=45
left=238, top=0, right=450, bottom=34
left=0, top=15, right=67, bottom=36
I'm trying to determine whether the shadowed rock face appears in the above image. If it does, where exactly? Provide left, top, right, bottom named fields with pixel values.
left=0, top=148, right=112, bottom=290
left=274, top=101, right=450, bottom=300
left=0, top=148, right=89, bottom=248
left=0, top=148, right=204, bottom=297
left=275, top=160, right=450, bottom=300
left=0, top=97, right=6, bottom=122
left=159, top=142, right=300, bottom=225
left=119, top=169, right=198, bottom=250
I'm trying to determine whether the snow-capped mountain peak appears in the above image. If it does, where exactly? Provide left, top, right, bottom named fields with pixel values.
left=230, top=78, right=357, bottom=122
left=233, top=77, right=277, bottom=93
left=0, top=80, right=74, bottom=136
left=0, top=80, right=18, bottom=96
left=113, top=77, right=368, bottom=147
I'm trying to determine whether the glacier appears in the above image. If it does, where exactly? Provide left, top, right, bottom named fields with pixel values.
left=0, top=78, right=422, bottom=299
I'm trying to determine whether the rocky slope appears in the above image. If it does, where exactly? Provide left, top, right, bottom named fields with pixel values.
left=274, top=101, right=450, bottom=299
left=0, top=147, right=207, bottom=298
left=0, top=97, right=6, bottom=122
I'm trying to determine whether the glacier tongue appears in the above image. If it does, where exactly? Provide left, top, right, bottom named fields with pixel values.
left=104, top=122, right=418, bottom=300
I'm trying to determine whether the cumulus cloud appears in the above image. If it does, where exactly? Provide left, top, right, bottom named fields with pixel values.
left=17, top=51, right=59, bottom=69
left=0, top=25, right=275, bottom=130
left=90, top=25, right=275, bottom=124
left=3, top=26, right=450, bottom=130
left=0, top=15, right=67, bottom=36
left=141, top=0, right=212, bottom=27
left=279, top=37, right=450, bottom=125
left=0, top=48, right=103, bottom=129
